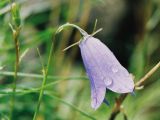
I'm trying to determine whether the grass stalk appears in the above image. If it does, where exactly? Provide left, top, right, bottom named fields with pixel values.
left=9, top=28, right=20, bottom=120
left=33, top=41, right=54, bottom=120
left=0, top=71, right=88, bottom=80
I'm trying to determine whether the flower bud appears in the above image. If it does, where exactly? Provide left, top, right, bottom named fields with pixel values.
left=11, top=3, right=21, bottom=27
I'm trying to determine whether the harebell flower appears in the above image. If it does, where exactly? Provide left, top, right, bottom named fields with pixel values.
left=57, top=23, right=134, bottom=110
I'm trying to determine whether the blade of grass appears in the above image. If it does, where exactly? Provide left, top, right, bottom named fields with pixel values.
left=19, top=48, right=29, bottom=63
left=0, top=71, right=88, bottom=80
left=0, top=78, right=75, bottom=96
left=45, top=92, right=96, bottom=120
left=33, top=39, right=54, bottom=120
left=0, top=112, right=9, bottom=120
left=92, top=19, right=97, bottom=33
left=0, top=89, right=96, bottom=120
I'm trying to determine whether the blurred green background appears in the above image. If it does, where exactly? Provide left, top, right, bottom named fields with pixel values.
left=0, top=0, right=160, bottom=120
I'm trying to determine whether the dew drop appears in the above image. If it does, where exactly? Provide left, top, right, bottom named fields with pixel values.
left=104, top=77, right=112, bottom=86
left=111, top=65, right=118, bottom=73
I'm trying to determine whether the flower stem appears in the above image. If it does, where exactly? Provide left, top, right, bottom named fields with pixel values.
left=33, top=42, right=54, bottom=120
left=9, top=28, right=20, bottom=120
left=57, top=23, right=102, bottom=52
left=56, top=23, right=88, bottom=36
left=135, top=61, right=160, bottom=87
left=9, top=1, right=21, bottom=119
left=32, top=71, right=47, bottom=120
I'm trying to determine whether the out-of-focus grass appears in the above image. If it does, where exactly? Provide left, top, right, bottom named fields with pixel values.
left=0, top=0, right=160, bottom=120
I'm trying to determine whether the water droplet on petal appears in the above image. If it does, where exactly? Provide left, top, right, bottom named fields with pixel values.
left=104, top=77, right=112, bottom=86
left=111, top=65, right=118, bottom=73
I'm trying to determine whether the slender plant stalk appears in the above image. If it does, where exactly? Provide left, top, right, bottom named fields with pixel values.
left=63, top=41, right=80, bottom=51
left=62, top=26, right=102, bottom=52
left=92, top=19, right=98, bottom=33
left=91, top=28, right=103, bottom=36
left=33, top=41, right=54, bottom=120
left=56, top=23, right=88, bottom=36
left=10, top=28, right=20, bottom=120
left=9, top=1, right=21, bottom=119
left=135, top=61, right=160, bottom=87
left=0, top=71, right=88, bottom=80
left=32, top=71, right=47, bottom=120
left=109, top=61, right=160, bottom=120
left=0, top=80, right=62, bottom=96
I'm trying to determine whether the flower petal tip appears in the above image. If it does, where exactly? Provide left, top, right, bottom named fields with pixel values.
left=91, top=103, right=99, bottom=110
left=91, top=98, right=101, bottom=110
left=91, top=101, right=99, bottom=110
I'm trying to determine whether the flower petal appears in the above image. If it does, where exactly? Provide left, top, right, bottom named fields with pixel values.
left=79, top=35, right=134, bottom=109
left=79, top=37, right=106, bottom=110
left=79, top=36, right=134, bottom=93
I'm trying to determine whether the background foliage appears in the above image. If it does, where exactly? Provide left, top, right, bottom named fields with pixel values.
left=0, top=0, right=160, bottom=120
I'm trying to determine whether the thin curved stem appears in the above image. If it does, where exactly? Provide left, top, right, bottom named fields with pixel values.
left=33, top=40, right=54, bottom=120
left=56, top=23, right=88, bottom=36
left=135, top=61, right=160, bottom=87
